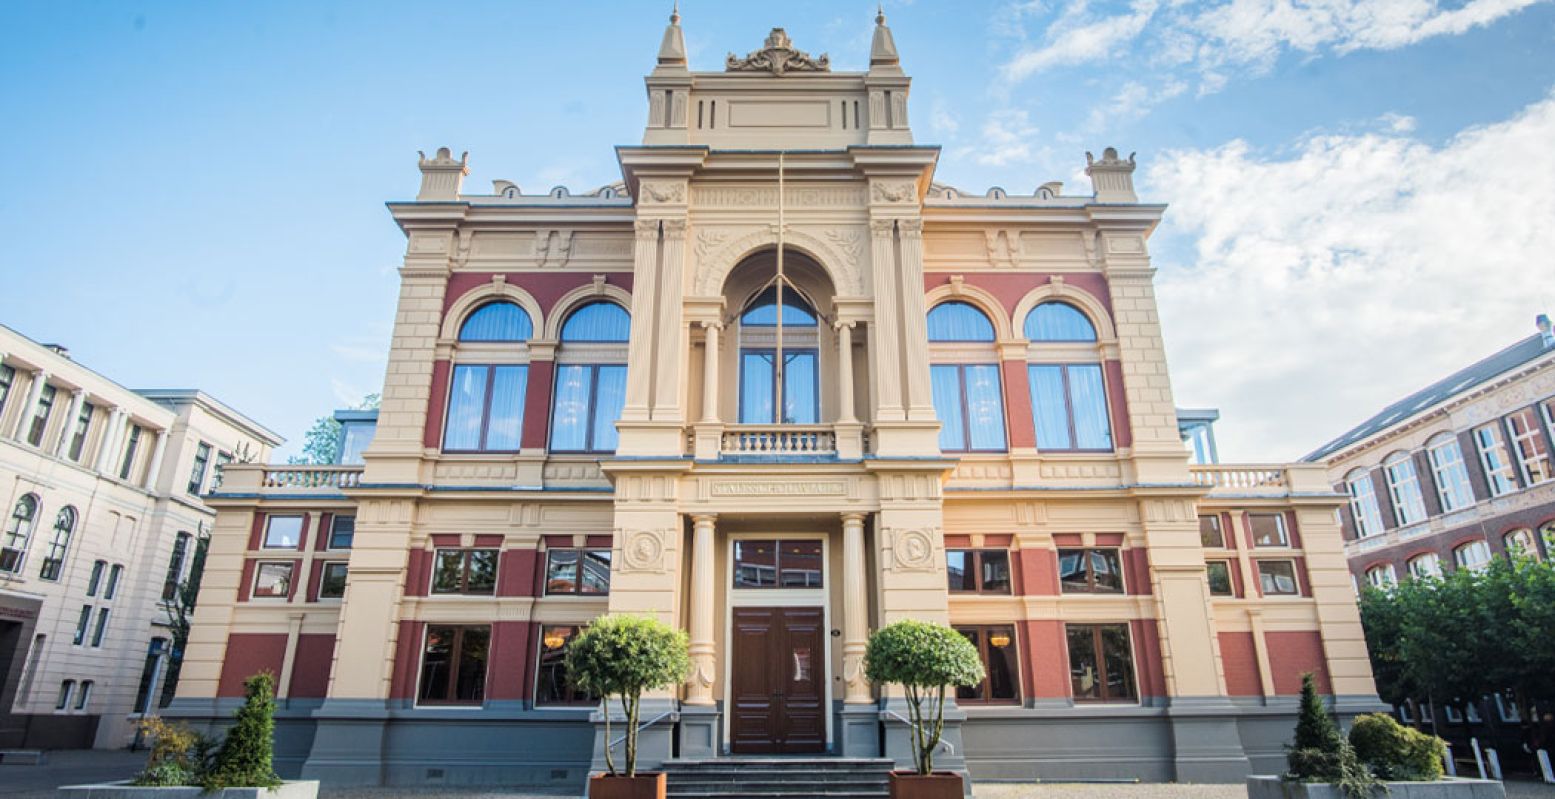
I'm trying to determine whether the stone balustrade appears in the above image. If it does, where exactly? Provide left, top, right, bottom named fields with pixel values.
left=212, top=463, right=364, bottom=494
left=1190, top=464, right=1289, bottom=492
left=721, top=425, right=837, bottom=456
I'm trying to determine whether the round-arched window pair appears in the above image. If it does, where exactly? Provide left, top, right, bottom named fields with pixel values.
left=456, top=300, right=630, bottom=343
left=924, top=300, right=1097, bottom=343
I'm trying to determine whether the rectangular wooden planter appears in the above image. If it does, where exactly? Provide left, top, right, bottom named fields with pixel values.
left=888, top=770, right=965, bottom=799
left=58, top=780, right=319, bottom=799
left=588, top=772, right=666, bottom=799
left=1246, top=775, right=1506, bottom=798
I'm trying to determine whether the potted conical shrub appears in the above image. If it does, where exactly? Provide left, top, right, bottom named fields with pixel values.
left=566, top=614, right=691, bottom=799
left=864, top=619, right=984, bottom=799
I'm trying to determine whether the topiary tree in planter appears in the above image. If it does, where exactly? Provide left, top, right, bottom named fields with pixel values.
left=565, top=614, right=690, bottom=797
left=864, top=619, right=983, bottom=797
left=203, top=671, right=282, bottom=791
left=1285, top=673, right=1379, bottom=799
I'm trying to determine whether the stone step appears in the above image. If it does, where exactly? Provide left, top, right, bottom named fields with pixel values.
left=668, top=792, right=887, bottom=799
left=663, top=756, right=893, bottom=799
left=669, top=778, right=888, bottom=788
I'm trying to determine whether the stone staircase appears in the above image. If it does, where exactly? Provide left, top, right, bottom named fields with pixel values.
left=661, top=757, right=895, bottom=799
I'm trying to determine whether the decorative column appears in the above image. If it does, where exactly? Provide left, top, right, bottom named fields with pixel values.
left=11, top=370, right=48, bottom=441
left=53, top=389, right=85, bottom=458
left=94, top=408, right=124, bottom=473
left=700, top=323, right=721, bottom=424
left=651, top=218, right=688, bottom=423
left=621, top=219, right=662, bottom=424
left=867, top=219, right=904, bottom=422
left=895, top=219, right=935, bottom=421
left=143, top=430, right=168, bottom=492
left=841, top=512, right=870, bottom=702
left=835, top=322, right=857, bottom=424
left=686, top=514, right=717, bottom=705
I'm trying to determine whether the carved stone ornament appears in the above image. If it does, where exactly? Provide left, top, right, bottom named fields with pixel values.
left=871, top=182, right=916, bottom=203
left=641, top=182, right=686, bottom=204
left=887, top=528, right=937, bottom=572
left=726, top=27, right=830, bottom=75
left=621, top=529, right=668, bottom=572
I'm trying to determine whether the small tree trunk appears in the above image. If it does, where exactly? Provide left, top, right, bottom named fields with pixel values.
left=602, top=698, right=616, bottom=776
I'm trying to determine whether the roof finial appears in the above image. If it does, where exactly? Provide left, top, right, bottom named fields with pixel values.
left=869, top=2, right=900, bottom=69
left=876, top=2, right=885, bottom=25
left=656, top=0, right=687, bottom=69
left=671, top=0, right=679, bottom=25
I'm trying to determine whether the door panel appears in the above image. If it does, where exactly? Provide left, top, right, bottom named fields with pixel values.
left=730, top=606, right=827, bottom=754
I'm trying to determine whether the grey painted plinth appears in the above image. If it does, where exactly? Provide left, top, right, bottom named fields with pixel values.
left=677, top=705, right=720, bottom=759
left=1246, top=776, right=1506, bottom=799
left=1168, top=700, right=1253, bottom=783
left=882, top=699, right=969, bottom=797
left=589, top=701, right=677, bottom=775
left=58, top=781, right=319, bottom=799
left=296, top=702, right=388, bottom=785
left=837, top=703, right=882, bottom=757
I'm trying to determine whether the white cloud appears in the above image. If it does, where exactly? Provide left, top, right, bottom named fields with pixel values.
left=1002, top=0, right=1160, bottom=80
left=956, top=108, right=1045, bottom=166
left=930, top=99, right=961, bottom=137
left=1081, top=78, right=1187, bottom=134
left=1147, top=90, right=1555, bottom=461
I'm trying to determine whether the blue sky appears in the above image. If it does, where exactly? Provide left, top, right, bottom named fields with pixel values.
left=2, top=1, right=1553, bottom=461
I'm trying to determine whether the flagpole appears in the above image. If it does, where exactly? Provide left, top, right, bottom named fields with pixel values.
left=775, top=151, right=785, bottom=424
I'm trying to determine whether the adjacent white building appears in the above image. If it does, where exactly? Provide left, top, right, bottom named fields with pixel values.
left=0, top=324, right=279, bottom=748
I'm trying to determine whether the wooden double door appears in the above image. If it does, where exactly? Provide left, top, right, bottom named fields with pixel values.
left=729, top=606, right=826, bottom=754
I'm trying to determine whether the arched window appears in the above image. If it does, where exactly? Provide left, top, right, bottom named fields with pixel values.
left=1345, top=469, right=1385, bottom=539
left=1453, top=539, right=1491, bottom=571
left=1425, top=433, right=1474, bottom=512
left=927, top=302, right=1005, bottom=452
left=1364, top=564, right=1396, bottom=589
left=1025, top=301, right=1097, bottom=342
left=927, top=301, right=995, bottom=342
left=443, top=301, right=534, bottom=453
left=1, top=494, right=39, bottom=574
left=1542, top=521, right=1555, bottom=560
left=551, top=302, right=630, bottom=453
left=1407, top=552, right=1442, bottom=579
left=39, top=506, right=75, bottom=581
left=1383, top=452, right=1427, bottom=526
left=1504, top=529, right=1538, bottom=560
left=457, top=301, right=533, bottom=342
left=739, top=287, right=819, bottom=424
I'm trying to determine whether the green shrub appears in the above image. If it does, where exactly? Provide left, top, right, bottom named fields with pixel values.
left=1349, top=712, right=1446, bottom=781
left=565, top=614, right=691, bottom=778
left=1285, top=673, right=1381, bottom=799
left=203, top=672, right=282, bottom=790
left=864, top=620, right=984, bottom=776
left=131, top=716, right=217, bottom=787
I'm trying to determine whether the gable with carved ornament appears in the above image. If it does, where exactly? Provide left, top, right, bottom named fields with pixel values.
left=691, top=224, right=865, bottom=295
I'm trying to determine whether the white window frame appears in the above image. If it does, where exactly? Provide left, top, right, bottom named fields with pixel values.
left=1383, top=453, right=1427, bottom=526
left=1474, top=424, right=1518, bottom=497
left=1364, top=564, right=1397, bottom=589
left=1503, top=529, right=1537, bottom=559
left=262, top=515, right=304, bottom=550
left=1345, top=470, right=1385, bottom=538
left=1426, top=434, right=1474, bottom=512
left=1453, top=539, right=1491, bottom=571
left=1506, top=408, right=1553, bottom=486
left=1407, top=552, right=1442, bottom=579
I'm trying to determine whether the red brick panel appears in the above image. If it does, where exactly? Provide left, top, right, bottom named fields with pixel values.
left=522, top=360, right=554, bottom=450
left=474, top=534, right=505, bottom=548
left=585, top=534, right=613, bottom=548
left=1220, top=512, right=1238, bottom=550
left=1265, top=631, right=1331, bottom=695
left=497, top=548, right=538, bottom=597
left=1051, top=534, right=1084, bottom=547
left=1104, top=360, right=1132, bottom=449
left=1001, top=360, right=1036, bottom=449
left=1130, top=619, right=1167, bottom=699
left=1017, top=549, right=1059, bottom=595
left=1284, top=510, right=1302, bottom=549
left=313, top=512, right=333, bottom=551
left=944, top=534, right=973, bottom=548
left=217, top=633, right=288, bottom=697
left=1124, top=548, right=1151, bottom=596
left=306, top=560, right=324, bottom=602
left=404, top=549, right=431, bottom=598
left=1095, top=533, right=1125, bottom=547
left=430, top=534, right=461, bottom=548
left=1218, top=632, right=1263, bottom=696
left=286, top=558, right=303, bottom=601
left=1021, top=619, right=1069, bottom=699
left=1228, top=559, right=1245, bottom=598
left=295, top=516, right=311, bottom=552
left=389, top=620, right=426, bottom=701
left=1294, top=556, right=1312, bottom=597
left=237, top=559, right=257, bottom=602
left=542, top=534, right=572, bottom=548
left=287, top=634, right=336, bottom=698
left=487, top=621, right=537, bottom=701
left=247, top=513, right=265, bottom=551
left=423, top=359, right=451, bottom=449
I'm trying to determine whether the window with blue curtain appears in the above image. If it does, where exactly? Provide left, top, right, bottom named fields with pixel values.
left=561, top=302, right=631, bottom=342
left=458, top=302, right=533, bottom=342
left=1024, top=302, right=1097, bottom=342
left=740, top=351, right=818, bottom=423
left=1027, top=364, right=1112, bottom=450
left=550, top=364, right=627, bottom=452
left=931, top=364, right=1007, bottom=452
left=741, top=286, right=816, bottom=326
left=927, top=302, right=996, bottom=342
left=443, top=365, right=529, bottom=451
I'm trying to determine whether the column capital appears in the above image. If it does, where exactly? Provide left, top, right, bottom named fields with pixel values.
left=699, top=320, right=724, bottom=331
left=833, top=319, right=857, bottom=332
left=840, top=511, right=868, bottom=525
left=690, top=512, right=718, bottom=526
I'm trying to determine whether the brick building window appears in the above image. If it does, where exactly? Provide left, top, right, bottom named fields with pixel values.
left=955, top=625, right=1020, bottom=703
left=104, top=564, right=123, bottom=599
left=535, top=625, right=596, bottom=706
left=1257, top=560, right=1299, bottom=595
left=1345, top=470, right=1385, bottom=538
left=72, top=606, right=91, bottom=645
left=1066, top=623, right=1136, bottom=702
left=86, top=560, right=106, bottom=596
left=1506, top=408, right=1553, bottom=486
left=1454, top=539, right=1491, bottom=571
left=1249, top=514, right=1289, bottom=547
left=1426, top=433, right=1475, bottom=512
left=1473, top=424, right=1518, bottom=497
left=1365, top=564, right=1397, bottom=589
left=1, top=493, right=39, bottom=574
left=1058, top=548, right=1124, bottom=593
left=252, top=562, right=294, bottom=598
left=739, top=288, right=821, bottom=425
left=262, top=515, right=303, bottom=549
left=732, top=539, right=823, bottom=588
left=549, top=302, right=629, bottom=454
left=1383, top=453, right=1427, bottom=526
left=90, top=608, right=110, bottom=647
left=1205, top=561, right=1234, bottom=596
left=1407, top=552, right=1442, bottom=579
left=1199, top=515, right=1224, bottom=548
left=1504, top=529, right=1538, bottom=560
left=163, top=532, right=191, bottom=601
left=328, top=516, right=355, bottom=550
left=946, top=549, right=1011, bottom=594
left=544, top=548, right=611, bottom=595
left=443, top=365, right=528, bottom=452
left=418, top=625, right=490, bottom=705
left=38, top=506, right=76, bottom=581
left=431, top=549, right=498, bottom=595
left=319, top=562, right=348, bottom=599
left=188, top=442, right=212, bottom=495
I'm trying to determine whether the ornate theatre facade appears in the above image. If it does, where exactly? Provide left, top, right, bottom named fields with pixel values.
left=172, top=12, right=1379, bottom=787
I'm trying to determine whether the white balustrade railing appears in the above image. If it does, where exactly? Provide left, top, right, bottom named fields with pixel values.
left=259, top=466, right=363, bottom=491
left=1189, top=465, right=1289, bottom=492
left=721, top=425, right=836, bottom=455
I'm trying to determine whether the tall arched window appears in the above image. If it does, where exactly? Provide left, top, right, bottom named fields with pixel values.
left=1025, top=301, right=1111, bottom=451
left=443, top=301, right=534, bottom=452
left=550, top=302, right=629, bottom=453
left=1, top=493, right=40, bottom=574
left=1346, top=469, right=1385, bottom=539
left=1426, top=432, right=1474, bottom=512
left=1383, top=452, right=1427, bottom=526
left=1407, top=552, right=1441, bottom=579
left=927, top=302, right=1006, bottom=452
left=39, top=506, right=75, bottom=581
left=1454, top=539, right=1491, bottom=571
left=739, top=286, right=819, bottom=424
left=1504, top=529, right=1538, bottom=560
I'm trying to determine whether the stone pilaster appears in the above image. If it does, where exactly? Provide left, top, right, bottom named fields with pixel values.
left=840, top=512, right=871, bottom=703
left=651, top=218, right=689, bottom=423
left=12, top=369, right=47, bottom=441
left=620, top=219, right=662, bottom=424
left=895, top=219, right=935, bottom=422
left=685, top=513, right=717, bottom=705
left=53, top=389, right=85, bottom=459
left=867, top=218, right=904, bottom=423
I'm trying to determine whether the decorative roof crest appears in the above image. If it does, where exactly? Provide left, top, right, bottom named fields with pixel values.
left=726, top=28, right=830, bottom=75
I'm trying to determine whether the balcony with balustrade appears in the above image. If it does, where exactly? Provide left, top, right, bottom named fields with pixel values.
left=211, top=463, right=364, bottom=498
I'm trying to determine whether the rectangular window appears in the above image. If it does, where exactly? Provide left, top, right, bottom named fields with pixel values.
left=318, top=562, right=348, bottom=599
left=1058, top=548, right=1125, bottom=593
left=1066, top=624, right=1136, bottom=702
left=68, top=402, right=93, bottom=462
left=431, top=549, right=498, bottom=595
left=104, top=564, right=123, bottom=599
left=1029, top=364, right=1113, bottom=451
left=212, top=451, right=233, bottom=489
left=1384, top=457, right=1428, bottom=525
left=1249, top=514, right=1289, bottom=547
left=1346, top=473, right=1386, bottom=538
left=1506, top=408, right=1553, bottom=486
left=0, top=365, right=13, bottom=420
left=87, top=560, right=106, bottom=596
left=162, top=532, right=191, bottom=602
left=1474, top=424, right=1518, bottom=496
left=1257, top=560, right=1299, bottom=595
left=252, top=562, right=295, bottom=599
left=328, top=516, right=355, bottom=550
left=1427, top=437, right=1475, bottom=512
left=262, top=515, right=303, bottom=549
left=133, top=638, right=168, bottom=714
left=26, top=383, right=56, bottom=447
left=544, top=549, right=611, bottom=595
left=955, top=625, right=1020, bottom=704
left=56, top=680, right=74, bottom=710
left=1206, top=560, right=1234, bottom=596
left=1199, top=515, right=1224, bottom=548
left=739, top=349, right=819, bottom=424
left=535, top=624, right=597, bottom=706
left=946, top=549, right=1012, bottom=594
left=72, top=605, right=91, bottom=645
left=931, top=364, right=1007, bottom=452
left=188, top=442, right=212, bottom=495
left=550, top=364, right=626, bottom=453
left=90, top=608, right=110, bottom=647
left=75, top=680, right=93, bottom=710
left=443, top=364, right=528, bottom=452
left=418, top=624, right=490, bottom=705
left=119, top=425, right=142, bottom=480
left=732, top=539, right=823, bottom=589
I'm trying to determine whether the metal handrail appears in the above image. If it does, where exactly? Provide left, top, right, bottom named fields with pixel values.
left=608, top=710, right=676, bottom=751
left=882, top=709, right=954, bottom=755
